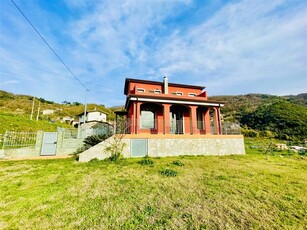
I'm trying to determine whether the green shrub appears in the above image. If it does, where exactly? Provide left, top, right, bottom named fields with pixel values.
left=159, top=168, right=178, bottom=177
left=138, top=158, right=154, bottom=166
left=83, top=134, right=112, bottom=148
left=75, top=133, right=113, bottom=154
left=259, top=130, right=274, bottom=138
left=172, top=160, right=184, bottom=166
left=241, top=127, right=259, bottom=138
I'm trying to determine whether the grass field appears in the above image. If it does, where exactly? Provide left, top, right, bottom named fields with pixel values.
left=0, top=151, right=306, bottom=229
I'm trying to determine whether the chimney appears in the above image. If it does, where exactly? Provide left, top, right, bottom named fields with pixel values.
left=163, top=76, right=168, bottom=94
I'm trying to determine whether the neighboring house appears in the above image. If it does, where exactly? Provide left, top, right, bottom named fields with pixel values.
left=76, top=110, right=109, bottom=138
left=77, top=110, right=107, bottom=124
left=116, top=77, right=224, bottom=135
left=42, top=109, right=55, bottom=115
left=62, top=116, right=74, bottom=124
left=79, top=77, right=245, bottom=162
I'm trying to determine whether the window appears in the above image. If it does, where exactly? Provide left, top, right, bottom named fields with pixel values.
left=189, top=93, right=197, bottom=97
left=141, top=111, right=155, bottom=129
left=137, top=88, right=145, bottom=93
left=154, top=89, right=162, bottom=94
left=172, top=92, right=183, bottom=96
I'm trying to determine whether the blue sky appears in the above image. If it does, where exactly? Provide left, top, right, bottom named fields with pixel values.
left=0, top=0, right=306, bottom=106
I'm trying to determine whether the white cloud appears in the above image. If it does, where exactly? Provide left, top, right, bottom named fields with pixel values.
left=0, top=0, right=306, bottom=106
left=153, top=0, right=307, bottom=95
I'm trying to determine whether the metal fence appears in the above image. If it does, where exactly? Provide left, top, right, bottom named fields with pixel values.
left=78, top=123, right=114, bottom=139
left=63, top=129, right=78, bottom=139
left=114, top=118, right=241, bottom=135
left=2, top=131, right=37, bottom=149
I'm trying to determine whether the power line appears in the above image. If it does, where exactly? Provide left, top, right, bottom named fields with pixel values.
left=10, top=0, right=89, bottom=91
left=0, top=57, right=71, bottom=79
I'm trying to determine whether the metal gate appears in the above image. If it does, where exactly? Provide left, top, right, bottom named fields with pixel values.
left=41, top=132, right=58, bottom=156
left=131, top=139, right=148, bottom=157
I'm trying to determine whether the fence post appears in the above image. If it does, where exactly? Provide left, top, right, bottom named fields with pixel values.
left=35, top=131, right=44, bottom=152
left=2, top=130, right=8, bottom=150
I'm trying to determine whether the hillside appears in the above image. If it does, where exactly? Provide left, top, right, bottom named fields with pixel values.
left=1, top=90, right=306, bottom=140
left=0, top=90, right=116, bottom=134
left=0, top=90, right=115, bottom=121
left=209, top=93, right=307, bottom=141
left=209, top=93, right=307, bottom=121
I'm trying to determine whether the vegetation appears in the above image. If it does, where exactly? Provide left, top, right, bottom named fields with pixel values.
left=75, top=133, right=113, bottom=154
left=241, top=101, right=307, bottom=141
left=0, top=90, right=115, bottom=125
left=0, top=147, right=306, bottom=229
left=210, top=93, right=307, bottom=141
left=138, top=158, right=154, bottom=166
left=105, top=135, right=126, bottom=162
left=0, top=112, right=70, bottom=134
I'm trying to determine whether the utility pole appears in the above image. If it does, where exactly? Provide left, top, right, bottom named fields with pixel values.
left=36, top=101, right=40, bottom=121
left=83, top=89, right=89, bottom=125
left=30, top=96, right=35, bottom=120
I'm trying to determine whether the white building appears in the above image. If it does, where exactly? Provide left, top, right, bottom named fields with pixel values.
left=78, top=110, right=107, bottom=124
left=42, top=109, right=55, bottom=115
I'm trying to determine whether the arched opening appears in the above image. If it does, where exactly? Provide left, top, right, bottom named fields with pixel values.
left=140, top=103, right=163, bottom=133
left=196, top=106, right=207, bottom=130
left=170, top=105, right=190, bottom=134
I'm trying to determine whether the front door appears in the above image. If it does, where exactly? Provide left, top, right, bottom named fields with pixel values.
left=41, top=132, right=58, bottom=156
left=171, top=112, right=184, bottom=134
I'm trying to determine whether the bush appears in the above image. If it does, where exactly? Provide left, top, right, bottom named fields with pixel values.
left=241, top=127, right=259, bottom=138
left=138, top=158, right=154, bottom=166
left=172, top=160, right=184, bottom=166
left=83, top=134, right=112, bottom=147
left=159, top=168, right=178, bottom=177
left=259, top=130, right=274, bottom=138
left=75, top=133, right=113, bottom=154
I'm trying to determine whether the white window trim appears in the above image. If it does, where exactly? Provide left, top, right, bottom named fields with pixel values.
left=188, top=93, right=197, bottom=97
left=172, top=91, right=183, bottom=96
left=154, top=89, right=162, bottom=94
left=137, top=88, right=145, bottom=93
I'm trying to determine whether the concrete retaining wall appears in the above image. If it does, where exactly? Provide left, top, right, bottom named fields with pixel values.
left=78, top=136, right=115, bottom=162
left=79, top=134, right=245, bottom=162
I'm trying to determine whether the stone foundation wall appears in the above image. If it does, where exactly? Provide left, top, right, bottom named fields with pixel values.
left=79, top=135, right=245, bottom=162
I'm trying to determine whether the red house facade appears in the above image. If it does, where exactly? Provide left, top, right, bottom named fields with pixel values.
left=120, top=77, right=224, bottom=135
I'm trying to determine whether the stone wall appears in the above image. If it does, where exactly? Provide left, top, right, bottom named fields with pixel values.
left=146, top=137, right=245, bottom=157
left=79, top=134, right=245, bottom=162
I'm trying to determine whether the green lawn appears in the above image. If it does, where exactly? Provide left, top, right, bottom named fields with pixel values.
left=0, top=153, right=306, bottom=229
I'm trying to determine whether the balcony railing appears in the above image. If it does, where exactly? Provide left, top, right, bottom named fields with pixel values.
left=114, top=118, right=241, bottom=135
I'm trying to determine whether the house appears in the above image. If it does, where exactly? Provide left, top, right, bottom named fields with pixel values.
left=118, top=77, right=224, bottom=135
left=77, top=110, right=107, bottom=124
left=79, top=77, right=245, bottom=162
left=76, top=110, right=110, bottom=138
left=62, top=116, right=74, bottom=124
left=42, top=109, right=55, bottom=115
